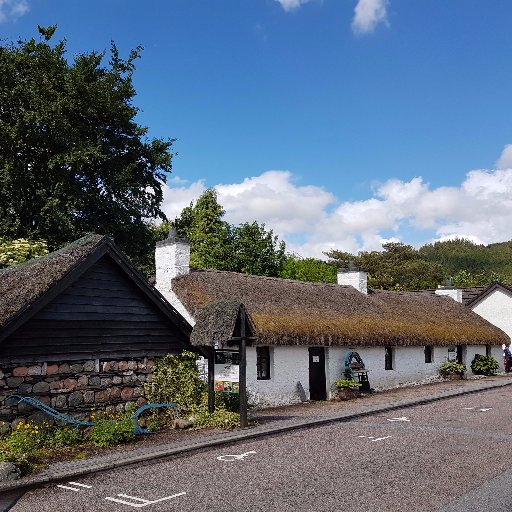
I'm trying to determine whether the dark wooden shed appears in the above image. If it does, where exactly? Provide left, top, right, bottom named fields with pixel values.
left=0, top=234, right=193, bottom=427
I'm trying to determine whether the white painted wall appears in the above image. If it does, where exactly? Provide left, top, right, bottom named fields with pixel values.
left=246, top=343, right=504, bottom=406
left=472, top=289, right=512, bottom=342
left=246, top=346, right=310, bottom=406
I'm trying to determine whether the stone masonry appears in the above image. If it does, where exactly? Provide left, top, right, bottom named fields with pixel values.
left=0, top=358, right=155, bottom=432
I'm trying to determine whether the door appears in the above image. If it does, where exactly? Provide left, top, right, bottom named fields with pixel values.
left=308, top=347, right=326, bottom=401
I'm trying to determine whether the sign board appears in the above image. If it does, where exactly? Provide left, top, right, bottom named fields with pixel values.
left=214, top=350, right=240, bottom=393
left=447, top=346, right=457, bottom=361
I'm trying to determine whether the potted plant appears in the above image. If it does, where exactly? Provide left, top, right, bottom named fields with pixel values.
left=333, top=379, right=361, bottom=400
left=470, top=354, right=499, bottom=376
left=439, top=361, right=466, bottom=380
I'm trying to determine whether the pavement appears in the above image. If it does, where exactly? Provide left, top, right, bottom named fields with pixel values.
left=1, top=373, right=512, bottom=496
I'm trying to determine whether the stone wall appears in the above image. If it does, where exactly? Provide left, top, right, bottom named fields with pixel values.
left=0, top=357, right=155, bottom=433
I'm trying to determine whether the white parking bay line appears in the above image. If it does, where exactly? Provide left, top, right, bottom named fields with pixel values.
left=105, top=491, right=186, bottom=508
left=69, top=482, right=92, bottom=488
left=57, top=482, right=92, bottom=492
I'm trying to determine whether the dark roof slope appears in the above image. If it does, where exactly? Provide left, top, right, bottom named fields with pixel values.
left=172, top=270, right=508, bottom=347
left=464, top=282, right=512, bottom=307
left=0, top=234, right=105, bottom=329
left=0, top=234, right=191, bottom=339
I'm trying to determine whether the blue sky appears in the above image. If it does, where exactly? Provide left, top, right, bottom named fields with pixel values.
left=2, top=0, right=512, bottom=258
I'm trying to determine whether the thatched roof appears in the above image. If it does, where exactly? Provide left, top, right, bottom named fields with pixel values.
left=172, top=270, right=509, bottom=347
left=190, top=300, right=255, bottom=347
left=0, top=234, right=106, bottom=330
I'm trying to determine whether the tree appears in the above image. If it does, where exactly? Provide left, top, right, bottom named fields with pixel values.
left=173, top=190, right=286, bottom=277
left=175, top=189, right=231, bottom=269
left=0, top=238, right=48, bottom=268
left=325, top=242, right=445, bottom=290
left=280, top=254, right=336, bottom=283
left=0, top=26, right=174, bottom=272
left=230, top=222, right=286, bottom=276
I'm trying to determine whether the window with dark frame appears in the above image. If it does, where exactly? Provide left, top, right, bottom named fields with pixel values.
left=486, top=345, right=492, bottom=357
left=257, top=346, right=271, bottom=380
left=424, top=345, right=433, bottom=364
left=384, top=346, right=393, bottom=370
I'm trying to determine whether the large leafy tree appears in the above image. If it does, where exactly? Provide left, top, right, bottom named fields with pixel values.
left=174, top=189, right=286, bottom=276
left=0, top=26, right=173, bottom=271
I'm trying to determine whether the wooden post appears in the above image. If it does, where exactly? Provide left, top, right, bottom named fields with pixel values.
left=208, top=348, right=215, bottom=413
left=239, top=308, right=248, bottom=428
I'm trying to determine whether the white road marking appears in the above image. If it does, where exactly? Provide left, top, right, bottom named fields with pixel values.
left=357, top=435, right=392, bottom=442
left=387, top=417, right=410, bottom=422
left=479, top=408, right=492, bottom=412
left=105, top=491, right=186, bottom=508
left=57, top=482, right=92, bottom=492
left=217, top=450, right=256, bottom=462
left=463, top=407, right=475, bottom=410
left=69, top=482, right=92, bottom=488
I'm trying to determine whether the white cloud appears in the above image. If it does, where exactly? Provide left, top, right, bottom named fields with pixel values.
left=160, top=156, right=512, bottom=260
left=352, top=0, right=388, bottom=35
left=275, top=0, right=312, bottom=12
left=496, top=144, right=512, bottom=169
left=0, top=0, right=29, bottom=23
left=161, top=178, right=206, bottom=222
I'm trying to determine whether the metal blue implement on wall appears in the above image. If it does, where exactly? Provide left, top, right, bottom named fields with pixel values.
left=6, top=395, right=177, bottom=434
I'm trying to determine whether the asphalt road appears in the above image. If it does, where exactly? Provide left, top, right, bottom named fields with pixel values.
left=8, top=386, right=512, bottom=512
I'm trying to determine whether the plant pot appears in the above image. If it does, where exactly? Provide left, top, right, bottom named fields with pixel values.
left=444, top=373, right=463, bottom=380
left=337, top=388, right=360, bottom=400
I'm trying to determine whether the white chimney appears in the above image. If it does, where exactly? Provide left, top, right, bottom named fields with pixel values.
left=154, top=227, right=195, bottom=325
left=434, top=286, right=463, bottom=302
left=337, top=263, right=368, bottom=294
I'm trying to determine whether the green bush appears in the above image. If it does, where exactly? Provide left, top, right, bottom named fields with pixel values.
left=333, top=379, right=361, bottom=390
left=45, top=427, right=85, bottom=448
left=439, top=361, right=466, bottom=376
left=470, top=354, right=499, bottom=375
left=145, top=351, right=206, bottom=415
left=89, top=417, right=135, bottom=447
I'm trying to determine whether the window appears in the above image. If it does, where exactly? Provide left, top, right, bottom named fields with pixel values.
left=257, top=346, right=271, bottom=380
left=486, top=345, right=492, bottom=358
left=384, top=346, right=393, bottom=370
left=424, top=346, right=433, bottom=364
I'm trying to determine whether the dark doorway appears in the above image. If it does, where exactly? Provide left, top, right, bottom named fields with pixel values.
left=308, top=347, right=326, bottom=401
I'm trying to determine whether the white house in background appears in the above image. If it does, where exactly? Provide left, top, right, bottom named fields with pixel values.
left=435, top=283, right=512, bottom=344
left=154, top=230, right=509, bottom=407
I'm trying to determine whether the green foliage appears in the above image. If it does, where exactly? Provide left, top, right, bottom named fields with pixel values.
left=173, top=190, right=286, bottom=277
left=333, top=379, right=361, bottom=389
left=89, top=416, right=135, bottom=447
left=326, top=238, right=512, bottom=291
left=0, top=26, right=174, bottom=274
left=470, top=354, right=499, bottom=375
left=0, top=238, right=48, bottom=268
left=451, top=269, right=504, bottom=288
left=438, top=361, right=466, bottom=376
left=145, top=351, right=241, bottom=430
left=326, top=243, right=445, bottom=291
left=145, top=351, right=207, bottom=415
left=45, top=427, right=84, bottom=448
left=193, top=406, right=240, bottom=430
left=280, top=254, right=337, bottom=283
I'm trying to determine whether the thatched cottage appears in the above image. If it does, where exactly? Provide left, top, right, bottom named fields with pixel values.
left=155, top=231, right=509, bottom=406
left=0, top=235, right=193, bottom=427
